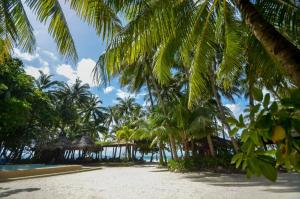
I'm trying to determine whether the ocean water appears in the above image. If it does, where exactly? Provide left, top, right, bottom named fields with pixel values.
left=99, top=147, right=173, bottom=162
left=0, top=164, right=59, bottom=171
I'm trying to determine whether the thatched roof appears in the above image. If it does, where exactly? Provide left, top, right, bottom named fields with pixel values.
left=41, top=135, right=71, bottom=150
left=71, top=135, right=95, bottom=148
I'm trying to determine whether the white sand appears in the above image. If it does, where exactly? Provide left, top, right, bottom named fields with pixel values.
left=0, top=165, right=299, bottom=199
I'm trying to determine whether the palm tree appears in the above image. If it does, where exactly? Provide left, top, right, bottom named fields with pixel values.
left=35, top=70, right=61, bottom=91
left=95, top=0, right=300, bottom=109
left=116, top=125, right=134, bottom=159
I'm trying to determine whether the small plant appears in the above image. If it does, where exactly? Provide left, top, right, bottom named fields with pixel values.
left=229, top=89, right=300, bottom=181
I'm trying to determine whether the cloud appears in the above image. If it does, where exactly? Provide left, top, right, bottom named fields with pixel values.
left=136, top=92, right=147, bottom=99
left=56, top=58, right=97, bottom=86
left=13, top=48, right=39, bottom=61
left=116, top=89, right=135, bottom=99
left=42, top=50, right=57, bottom=61
left=142, top=100, right=152, bottom=107
left=25, top=65, right=50, bottom=79
left=76, top=58, right=97, bottom=86
left=56, top=64, right=77, bottom=83
left=225, top=104, right=243, bottom=118
left=103, top=86, right=115, bottom=94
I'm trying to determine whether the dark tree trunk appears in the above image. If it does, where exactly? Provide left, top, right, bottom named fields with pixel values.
left=159, top=141, right=164, bottom=164
left=169, top=134, right=179, bottom=160
left=236, top=0, right=300, bottom=87
left=119, top=146, right=122, bottom=159
left=207, top=134, right=215, bottom=157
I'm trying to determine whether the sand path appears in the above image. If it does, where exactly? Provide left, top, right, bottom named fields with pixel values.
left=0, top=165, right=299, bottom=199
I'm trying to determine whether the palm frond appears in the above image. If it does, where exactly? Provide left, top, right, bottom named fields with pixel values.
left=25, top=0, right=78, bottom=63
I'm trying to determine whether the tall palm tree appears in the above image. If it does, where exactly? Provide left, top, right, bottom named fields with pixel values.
left=35, top=70, right=61, bottom=91
left=95, top=0, right=300, bottom=107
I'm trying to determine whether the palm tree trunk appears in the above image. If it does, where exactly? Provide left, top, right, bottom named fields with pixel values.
left=159, top=141, right=164, bottom=164
left=236, top=0, right=300, bottom=87
left=209, top=65, right=239, bottom=152
left=247, top=64, right=255, bottom=121
left=146, top=77, right=155, bottom=109
left=183, top=131, right=190, bottom=159
left=207, top=134, right=215, bottom=157
left=119, top=146, right=122, bottom=159
left=169, top=143, right=174, bottom=159
left=163, top=148, right=167, bottom=163
left=149, top=69, right=179, bottom=160
left=169, top=134, right=179, bottom=160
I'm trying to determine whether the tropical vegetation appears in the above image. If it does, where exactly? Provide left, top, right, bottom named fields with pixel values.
left=1, top=0, right=300, bottom=182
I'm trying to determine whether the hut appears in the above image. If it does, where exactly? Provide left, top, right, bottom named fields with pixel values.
left=64, top=135, right=103, bottom=161
left=36, top=135, right=71, bottom=163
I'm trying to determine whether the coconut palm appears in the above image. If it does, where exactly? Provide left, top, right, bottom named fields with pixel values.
left=95, top=0, right=300, bottom=111
left=35, top=70, right=61, bottom=91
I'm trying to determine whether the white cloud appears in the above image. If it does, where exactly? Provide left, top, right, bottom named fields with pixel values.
left=13, top=48, right=39, bottom=61
left=42, top=50, right=57, bottom=61
left=56, top=58, right=97, bottom=86
left=142, top=100, right=151, bottom=107
left=136, top=92, right=147, bottom=99
left=76, top=58, right=97, bottom=86
left=56, top=64, right=77, bottom=83
left=225, top=103, right=243, bottom=118
left=103, top=86, right=115, bottom=94
left=116, top=89, right=135, bottom=99
left=25, top=65, right=50, bottom=79
left=39, top=58, right=49, bottom=67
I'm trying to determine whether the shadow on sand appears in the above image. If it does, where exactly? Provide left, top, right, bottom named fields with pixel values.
left=0, top=187, right=40, bottom=198
left=182, top=172, right=300, bottom=193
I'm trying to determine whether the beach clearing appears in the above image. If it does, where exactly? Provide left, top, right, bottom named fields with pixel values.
left=0, top=165, right=299, bottom=199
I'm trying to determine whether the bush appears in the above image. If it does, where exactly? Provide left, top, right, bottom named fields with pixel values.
left=168, top=155, right=236, bottom=172
left=168, top=159, right=196, bottom=172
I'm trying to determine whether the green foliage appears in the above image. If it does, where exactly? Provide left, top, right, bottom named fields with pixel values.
left=0, top=58, right=108, bottom=161
left=168, top=159, right=196, bottom=172
left=229, top=90, right=300, bottom=181
left=168, top=155, right=235, bottom=172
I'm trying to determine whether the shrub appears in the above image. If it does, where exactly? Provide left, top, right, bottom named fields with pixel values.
left=168, top=155, right=236, bottom=172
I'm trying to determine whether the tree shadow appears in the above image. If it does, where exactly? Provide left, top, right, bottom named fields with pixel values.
left=182, top=172, right=300, bottom=193
left=149, top=169, right=169, bottom=172
left=0, top=188, right=40, bottom=198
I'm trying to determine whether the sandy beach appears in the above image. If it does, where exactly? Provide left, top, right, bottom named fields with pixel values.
left=0, top=165, right=299, bottom=199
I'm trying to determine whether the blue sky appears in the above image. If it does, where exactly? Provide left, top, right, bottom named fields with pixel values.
left=13, top=2, right=245, bottom=117
left=13, top=2, right=146, bottom=107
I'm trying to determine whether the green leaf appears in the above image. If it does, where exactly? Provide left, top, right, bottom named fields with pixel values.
left=251, top=104, right=260, bottom=114
left=270, top=102, right=278, bottom=113
left=258, top=160, right=277, bottom=182
left=250, top=132, right=261, bottom=146
left=0, top=83, right=8, bottom=91
left=253, top=87, right=263, bottom=102
left=230, top=127, right=239, bottom=136
left=231, top=153, right=243, bottom=164
left=239, top=114, right=244, bottom=126
left=255, top=113, right=272, bottom=129
left=227, top=117, right=239, bottom=125
left=263, top=94, right=270, bottom=108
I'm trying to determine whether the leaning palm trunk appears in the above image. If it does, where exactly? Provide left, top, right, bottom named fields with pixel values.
left=182, top=131, right=190, bottom=159
left=209, top=66, right=239, bottom=152
left=149, top=70, right=179, bottom=161
left=236, top=0, right=300, bottom=87
left=159, top=141, right=164, bottom=164
left=207, top=134, right=215, bottom=157
left=169, top=134, right=179, bottom=160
